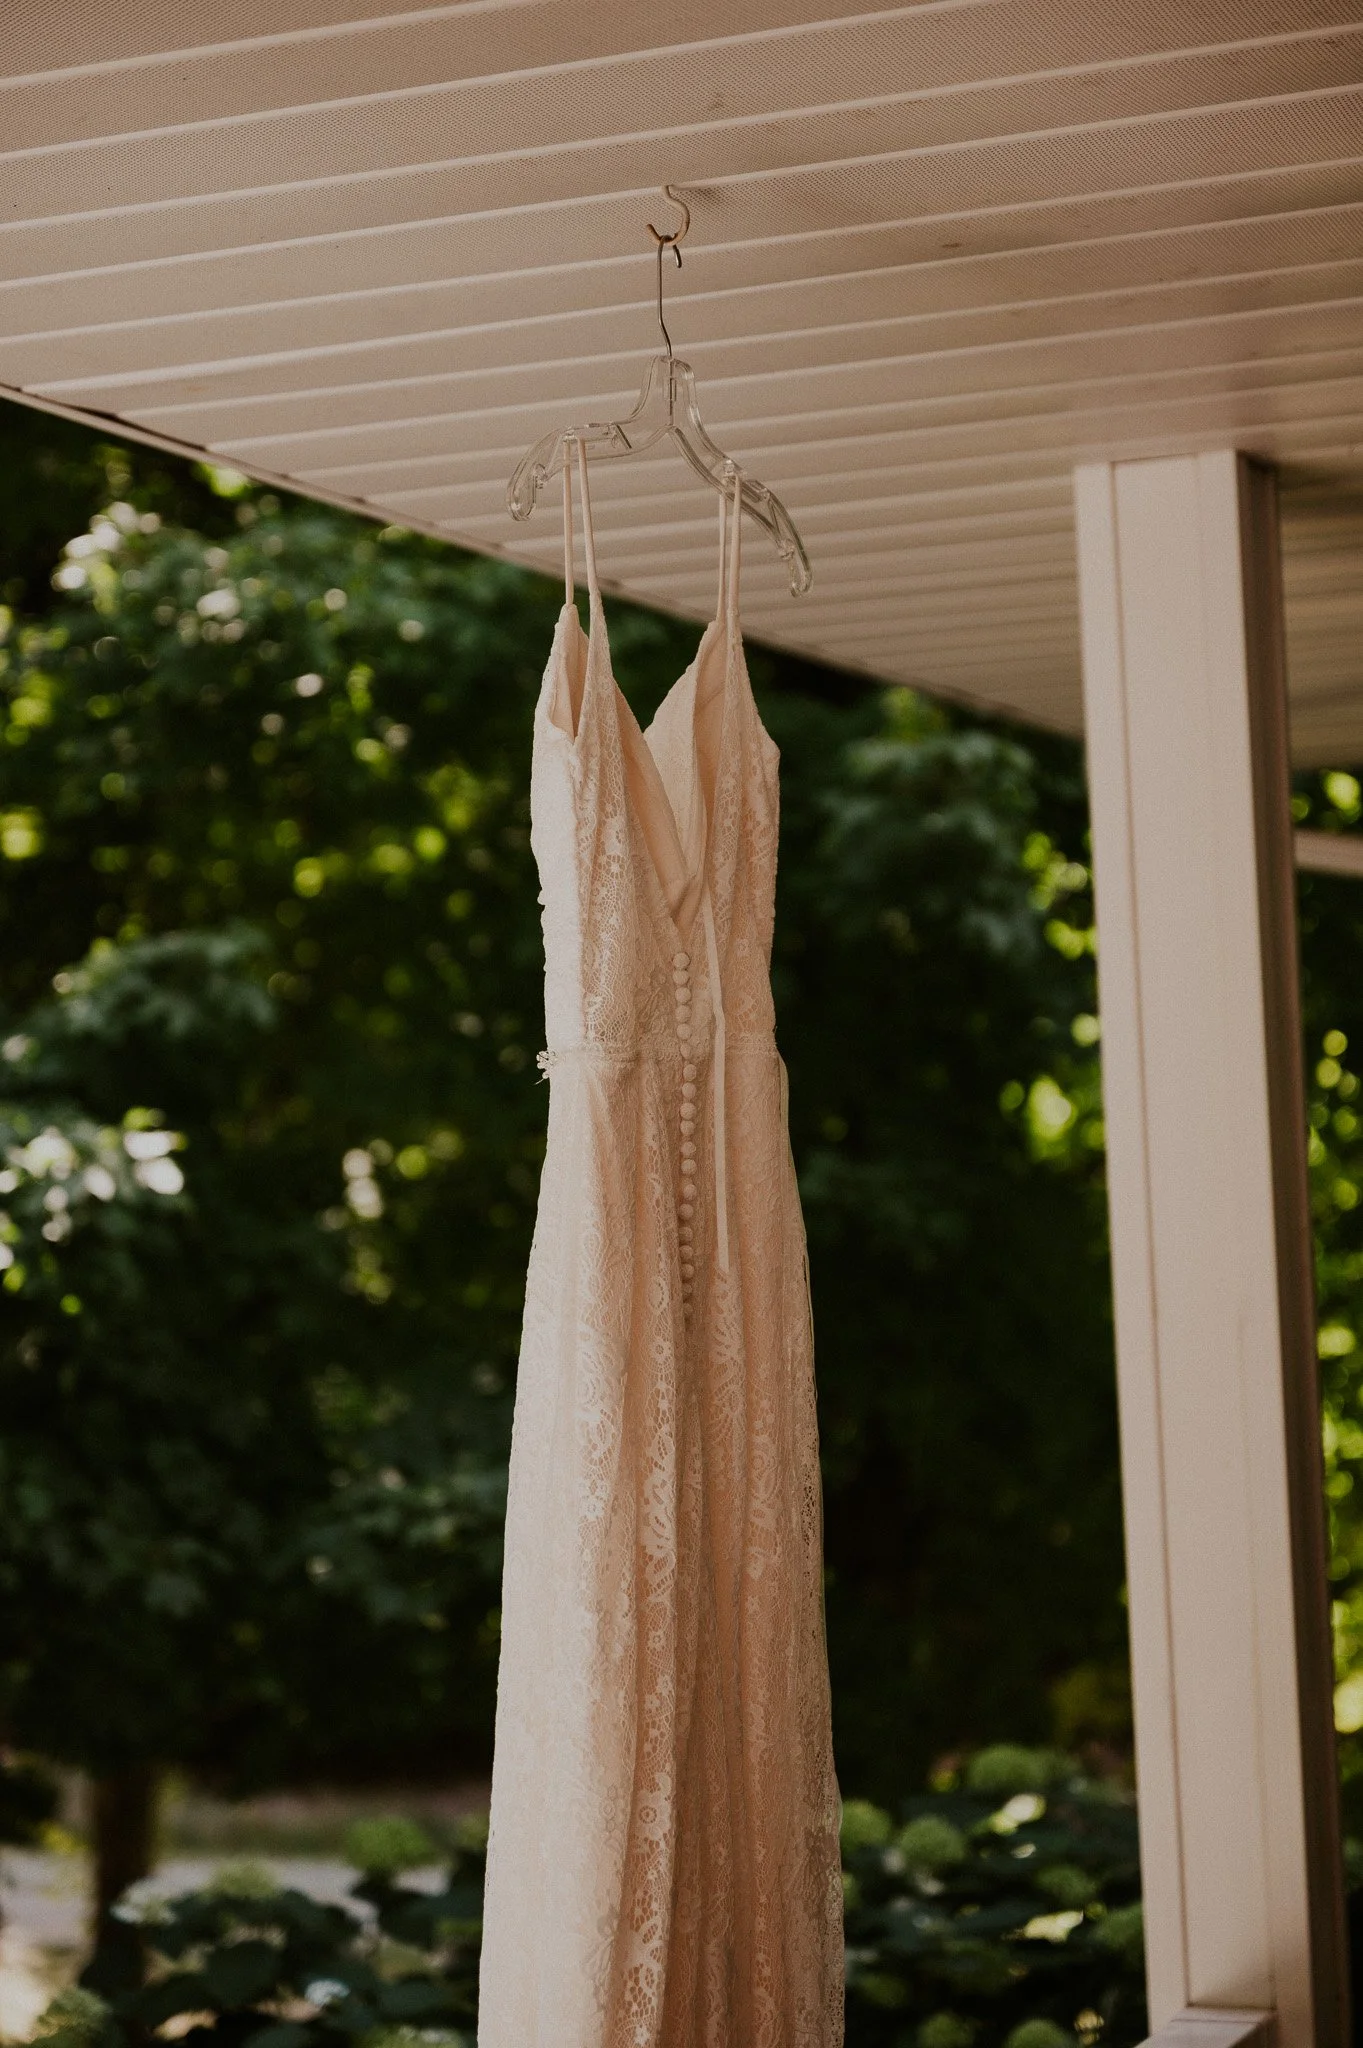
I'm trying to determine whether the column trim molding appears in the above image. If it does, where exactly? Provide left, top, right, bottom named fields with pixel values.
left=1074, top=451, right=1347, bottom=2048
left=1143, top=2008, right=1275, bottom=2048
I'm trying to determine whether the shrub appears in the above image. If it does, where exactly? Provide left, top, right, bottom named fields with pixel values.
left=46, top=1820, right=486, bottom=2048
left=340, top=1818, right=437, bottom=1877
left=964, top=1747, right=1070, bottom=1799
left=897, top=1816, right=967, bottom=1873
left=38, top=1759, right=1147, bottom=2048
left=842, top=1750, right=1145, bottom=2048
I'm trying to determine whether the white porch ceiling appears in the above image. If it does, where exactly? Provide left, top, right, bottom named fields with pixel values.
left=2, top=1, right=1362, bottom=760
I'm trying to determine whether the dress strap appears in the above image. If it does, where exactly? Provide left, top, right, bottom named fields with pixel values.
left=561, top=436, right=602, bottom=606
left=575, top=438, right=601, bottom=602
left=717, top=489, right=728, bottom=616
left=716, top=468, right=743, bottom=629
left=725, top=467, right=742, bottom=633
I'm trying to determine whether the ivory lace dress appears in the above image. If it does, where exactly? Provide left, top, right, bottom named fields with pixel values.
left=479, top=457, right=843, bottom=2048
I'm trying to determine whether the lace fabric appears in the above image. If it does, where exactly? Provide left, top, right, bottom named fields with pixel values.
left=479, top=454, right=844, bottom=2048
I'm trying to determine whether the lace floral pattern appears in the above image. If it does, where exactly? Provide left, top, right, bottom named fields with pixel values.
left=480, top=510, right=842, bottom=2048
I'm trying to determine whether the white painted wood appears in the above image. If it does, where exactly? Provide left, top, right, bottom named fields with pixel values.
left=1296, top=828, right=1363, bottom=877
left=1144, top=2009, right=1275, bottom=2048
left=1074, top=452, right=1346, bottom=2048
left=0, top=6, right=1362, bottom=745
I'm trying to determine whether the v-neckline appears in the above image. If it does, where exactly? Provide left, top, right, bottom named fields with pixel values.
left=601, top=603, right=732, bottom=947
left=541, top=592, right=738, bottom=950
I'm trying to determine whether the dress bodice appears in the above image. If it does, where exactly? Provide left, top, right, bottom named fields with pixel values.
left=530, top=549, right=781, bottom=1066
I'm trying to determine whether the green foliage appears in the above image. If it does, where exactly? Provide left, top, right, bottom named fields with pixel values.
left=841, top=1755, right=1144, bottom=2048
left=37, top=1987, right=111, bottom=2048
left=64, top=1822, right=487, bottom=2042
left=1290, top=771, right=1363, bottom=1831
left=0, top=946, right=513, bottom=1794
left=42, top=1758, right=1143, bottom=2048
left=897, top=1816, right=967, bottom=1872
left=0, top=922, right=509, bottom=1785
left=767, top=686, right=1120, bottom=1787
left=919, top=2015, right=977, bottom=2048
left=842, top=1798, right=896, bottom=1853
left=0, top=412, right=231, bottom=622
left=0, top=480, right=571, bottom=1786
left=341, top=1817, right=437, bottom=1876
left=1003, top=2024, right=1074, bottom=2048
left=964, top=1749, right=1071, bottom=1800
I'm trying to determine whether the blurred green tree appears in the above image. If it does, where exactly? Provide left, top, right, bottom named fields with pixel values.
left=0, top=406, right=1130, bottom=1930
left=770, top=693, right=1119, bottom=1788
left=1292, top=769, right=1363, bottom=1838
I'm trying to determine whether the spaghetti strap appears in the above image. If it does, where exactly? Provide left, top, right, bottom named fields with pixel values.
left=561, top=436, right=602, bottom=608
left=716, top=469, right=742, bottom=632
left=575, top=438, right=601, bottom=602
left=717, top=489, right=728, bottom=621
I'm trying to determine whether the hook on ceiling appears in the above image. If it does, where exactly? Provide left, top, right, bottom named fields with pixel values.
left=647, top=184, right=690, bottom=259
left=647, top=186, right=689, bottom=360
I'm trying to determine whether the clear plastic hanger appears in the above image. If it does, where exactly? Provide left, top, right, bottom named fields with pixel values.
left=505, top=188, right=812, bottom=597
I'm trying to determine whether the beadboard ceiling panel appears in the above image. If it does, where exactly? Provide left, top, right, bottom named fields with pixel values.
left=1, top=0, right=1361, bottom=756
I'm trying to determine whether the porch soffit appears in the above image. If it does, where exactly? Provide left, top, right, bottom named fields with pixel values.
left=1, top=0, right=1361, bottom=761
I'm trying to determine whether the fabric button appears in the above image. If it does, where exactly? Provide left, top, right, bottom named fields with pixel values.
left=682, top=1181, right=696, bottom=1202
left=679, top=1203, right=694, bottom=1220
left=682, top=1063, right=697, bottom=1081
left=679, top=1226, right=693, bottom=1245
left=681, top=1263, right=695, bottom=1282
left=681, top=1144, right=696, bottom=1162
left=673, top=968, right=690, bottom=986
left=681, top=1082, right=697, bottom=1102
left=674, top=952, right=690, bottom=968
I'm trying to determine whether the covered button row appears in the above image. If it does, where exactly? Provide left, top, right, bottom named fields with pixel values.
left=675, top=948, right=697, bottom=1312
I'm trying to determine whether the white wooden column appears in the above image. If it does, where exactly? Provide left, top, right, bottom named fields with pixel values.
left=1073, top=452, right=1347, bottom=2048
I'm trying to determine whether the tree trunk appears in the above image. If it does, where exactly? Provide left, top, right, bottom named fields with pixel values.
left=85, top=1765, right=159, bottom=1994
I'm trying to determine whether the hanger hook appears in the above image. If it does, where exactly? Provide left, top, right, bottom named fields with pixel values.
left=647, top=185, right=690, bottom=252
left=647, top=186, right=688, bottom=360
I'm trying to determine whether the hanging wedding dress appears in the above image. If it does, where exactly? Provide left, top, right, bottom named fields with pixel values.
left=479, top=451, right=843, bottom=2048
